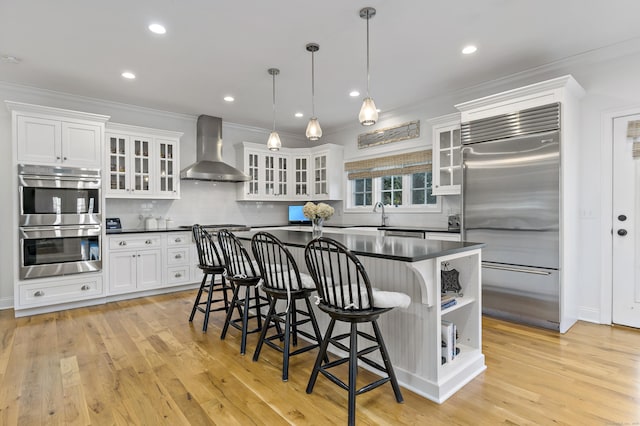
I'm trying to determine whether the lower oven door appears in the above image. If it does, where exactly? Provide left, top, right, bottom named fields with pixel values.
left=19, top=225, right=102, bottom=280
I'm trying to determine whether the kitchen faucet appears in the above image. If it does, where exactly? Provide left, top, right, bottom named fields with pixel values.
left=373, top=202, right=389, bottom=227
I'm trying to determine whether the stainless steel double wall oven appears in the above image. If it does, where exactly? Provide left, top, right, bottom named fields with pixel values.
left=18, top=164, right=102, bottom=279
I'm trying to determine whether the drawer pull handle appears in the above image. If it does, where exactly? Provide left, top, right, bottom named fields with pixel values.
left=145, top=240, right=152, bottom=244
left=175, top=238, right=182, bottom=243
left=81, top=285, right=90, bottom=291
left=119, top=241, right=127, bottom=246
left=175, top=273, right=182, bottom=278
left=34, top=290, right=45, bottom=297
left=175, top=254, right=182, bottom=259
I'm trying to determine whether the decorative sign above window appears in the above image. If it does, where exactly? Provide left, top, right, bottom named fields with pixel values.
left=357, top=120, right=420, bottom=149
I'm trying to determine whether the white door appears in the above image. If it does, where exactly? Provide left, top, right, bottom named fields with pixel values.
left=612, top=114, right=640, bottom=328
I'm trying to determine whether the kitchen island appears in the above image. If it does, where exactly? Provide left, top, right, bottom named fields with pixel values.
left=235, top=229, right=486, bottom=403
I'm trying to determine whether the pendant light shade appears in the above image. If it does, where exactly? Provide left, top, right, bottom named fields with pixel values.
left=359, top=7, right=378, bottom=126
left=305, top=43, right=322, bottom=141
left=267, top=68, right=282, bottom=151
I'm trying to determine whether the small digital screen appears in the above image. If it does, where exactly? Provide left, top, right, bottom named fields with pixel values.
left=288, top=205, right=310, bottom=224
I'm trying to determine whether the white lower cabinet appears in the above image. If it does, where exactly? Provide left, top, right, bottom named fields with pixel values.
left=107, top=232, right=197, bottom=296
left=17, top=273, right=104, bottom=309
left=107, top=233, right=164, bottom=295
left=166, top=232, right=193, bottom=285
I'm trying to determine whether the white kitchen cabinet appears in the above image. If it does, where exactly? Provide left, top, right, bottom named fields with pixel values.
left=105, top=123, right=182, bottom=199
left=292, top=154, right=311, bottom=198
left=107, top=234, right=163, bottom=294
left=16, top=273, right=104, bottom=311
left=236, top=142, right=343, bottom=201
left=7, top=101, right=109, bottom=168
left=429, top=113, right=461, bottom=195
left=166, top=232, right=192, bottom=286
left=310, top=144, right=343, bottom=200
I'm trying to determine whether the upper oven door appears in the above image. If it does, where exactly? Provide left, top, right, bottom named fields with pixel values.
left=19, top=169, right=101, bottom=226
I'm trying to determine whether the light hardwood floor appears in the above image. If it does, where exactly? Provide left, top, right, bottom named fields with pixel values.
left=0, top=290, right=638, bottom=425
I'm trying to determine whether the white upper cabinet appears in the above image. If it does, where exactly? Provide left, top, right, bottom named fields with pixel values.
left=7, top=102, right=109, bottom=168
left=105, top=123, right=182, bottom=199
left=236, top=142, right=343, bottom=201
left=430, top=113, right=461, bottom=195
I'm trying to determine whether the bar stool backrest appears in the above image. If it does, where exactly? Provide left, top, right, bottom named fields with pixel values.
left=251, top=232, right=304, bottom=291
left=192, top=225, right=224, bottom=268
left=217, top=229, right=257, bottom=277
left=305, top=237, right=375, bottom=311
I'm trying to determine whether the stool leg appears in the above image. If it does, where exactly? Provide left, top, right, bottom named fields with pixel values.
left=371, top=320, right=404, bottom=403
left=282, top=306, right=292, bottom=382
left=189, top=272, right=208, bottom=322
left=221, top=283, right=241, bottom=340
left=348, top=322, right=358, bottom=426
left=290, top=299, right=298, bottom=346
left=240, top=286, right=252, bottom=355
left=221, top=276, right=230, bottom=312
left=254, top=287, right=263, bottom=331
left=307, top=318, right=336, bottom=394
left=304, top=297, right=329, bottom=363
left=201, top=272, right=217, bottom=332
left=253, top=296, right=277, bottom=362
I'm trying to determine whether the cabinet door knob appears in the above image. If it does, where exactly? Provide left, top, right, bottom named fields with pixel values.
left=618, top=229, right=628, bottom=236
left=175, top=273, right=182, bottom=278
left=175, top=238, right=182, bottom=243
left=132, top=254, right=136, bottom=257
left=145, top=240, right=152, bottom=244
left=175, top=254, right=182, bottom=259
left=81, top=284, right=90, bottom=291
left=56, top=156, right=61, bottom=160
left=119, top=241, right=127, bottom=246
left=137, top=254, right=141, bottom=257
left=63, top=157, right=67, bottom=160
left=34, top=290, right=44, bottom=297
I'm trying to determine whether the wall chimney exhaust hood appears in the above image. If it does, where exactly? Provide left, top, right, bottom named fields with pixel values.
left=180, top=115, right=250, bottom=182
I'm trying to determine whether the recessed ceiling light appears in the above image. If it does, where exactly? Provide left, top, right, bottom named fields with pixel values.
left=121, top=71, right=136, bottom=79
left=295, top=112, right=304, bottom=118
left=223, top=96, right=235, bottom=102
left=349, top=90, right=360, bottom=97
left=462, top=45, right=477, bottom=55
left=148, top=23, right=166, bottom=34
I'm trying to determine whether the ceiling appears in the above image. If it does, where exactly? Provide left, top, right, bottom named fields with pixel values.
left=2, top=0, right=640, bottom=135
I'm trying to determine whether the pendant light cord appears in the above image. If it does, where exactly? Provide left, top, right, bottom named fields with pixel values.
left=272, top=72, right=276, bottom=131
left=311, top=50, right=316, bottom=117
left=366, top=11, right=371, bottom=97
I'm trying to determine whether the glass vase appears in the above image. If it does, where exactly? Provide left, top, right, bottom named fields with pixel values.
left=312, top=218, right=324, bottom=238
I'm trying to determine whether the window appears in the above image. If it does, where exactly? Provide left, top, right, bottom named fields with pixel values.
left=345, top=149, right=440, bottom=212
left=411, top=172, right=436, bottom=205
left=381, top=175, right=403, bottom=206
left=354, top=178, right=372, bottom=206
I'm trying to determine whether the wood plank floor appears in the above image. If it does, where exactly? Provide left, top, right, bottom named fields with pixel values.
left=0, top=290, right=639, bottom=425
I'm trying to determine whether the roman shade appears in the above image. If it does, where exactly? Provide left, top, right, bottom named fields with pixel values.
left=627, top=120, right=640, bottom=158
left=344, top=150, right=432, bottom=180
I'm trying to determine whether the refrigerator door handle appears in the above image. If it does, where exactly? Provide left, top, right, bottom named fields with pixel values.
left=482, top=261, right=553, bottom=275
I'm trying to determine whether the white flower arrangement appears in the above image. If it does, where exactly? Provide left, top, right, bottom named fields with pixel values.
left=303, top=202, right=334, bottom=221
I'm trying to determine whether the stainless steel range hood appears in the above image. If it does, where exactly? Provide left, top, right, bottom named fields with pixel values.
left=180, top=115, right=250, bottom=182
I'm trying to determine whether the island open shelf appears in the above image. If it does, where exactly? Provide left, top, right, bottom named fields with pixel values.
left=235, top=229, right=486, bottom=403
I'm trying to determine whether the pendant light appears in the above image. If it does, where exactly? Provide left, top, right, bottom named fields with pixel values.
left=305, top=43, right=322, bottom=141
left=267, top=68, right=282, bottom=151
left=358, top=6, right=378, bottom=126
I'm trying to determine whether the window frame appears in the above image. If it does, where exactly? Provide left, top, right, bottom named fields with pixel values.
left=344, top=172, right=442, bottom=214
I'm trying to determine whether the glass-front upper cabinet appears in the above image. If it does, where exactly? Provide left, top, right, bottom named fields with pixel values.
left=157, top=138, right=179, bottom=197
left=105, top=123, right=183, bottom=199
left=430, top=113, right=461, bottom=195
left=106, top=133, right=153, bottom=197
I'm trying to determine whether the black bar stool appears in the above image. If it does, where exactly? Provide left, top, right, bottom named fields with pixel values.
left=304, top=237, right=411, bottom=426
left=250, top=232, right=325, bottom=382
left=217, top=229, right=270, bottom=355
left=189, top=225, right=231, bottom=332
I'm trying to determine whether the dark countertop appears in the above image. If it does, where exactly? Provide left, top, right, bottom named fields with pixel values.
left=106, top=228, right=189, bottom=234
left=252, top=224, right=460, bottom=233
left=235, top=229, right=483, bottom=263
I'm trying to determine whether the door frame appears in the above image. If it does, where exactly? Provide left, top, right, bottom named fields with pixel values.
left=601, top=105, right=640, bottom=325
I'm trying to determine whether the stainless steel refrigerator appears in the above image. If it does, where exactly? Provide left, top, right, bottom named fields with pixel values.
left=461, top=103, right=561, bottom=330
